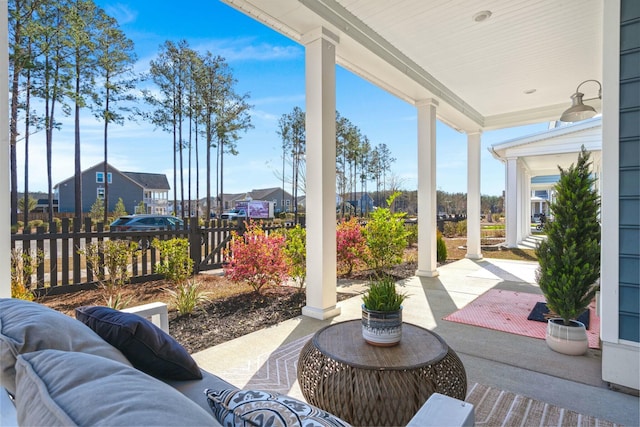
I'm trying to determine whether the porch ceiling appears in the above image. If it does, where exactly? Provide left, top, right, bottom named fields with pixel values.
left=222, top=0, right=603, bottom=132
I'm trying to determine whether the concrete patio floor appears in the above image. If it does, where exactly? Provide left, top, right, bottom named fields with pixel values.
left=193, top=258, right=639, bottom=426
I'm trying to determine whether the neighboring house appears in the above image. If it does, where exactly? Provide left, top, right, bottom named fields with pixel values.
left=491, top=117, right=602, bottom=246
left=54, top=162, right=170, bottom=215
left=213, top=187, right=295, bottom=215
left=345, top=191, right=375, bottom=215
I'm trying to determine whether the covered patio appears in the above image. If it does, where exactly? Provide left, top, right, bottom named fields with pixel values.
left=0, top=0, right=637, bottom=420
left=191, top=258, right=638, bottom=426
left=213, top=0, right=638, bottom=392
left=491, top=117, right=602, bottom=247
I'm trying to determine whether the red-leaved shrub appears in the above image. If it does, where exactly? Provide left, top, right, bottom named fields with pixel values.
left=224, top=222, right=289, bottom=293
left=336, top=217, right=367, bottom=276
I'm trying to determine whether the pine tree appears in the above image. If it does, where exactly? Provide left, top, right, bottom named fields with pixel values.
left=535, top=146, right=601, bottom=325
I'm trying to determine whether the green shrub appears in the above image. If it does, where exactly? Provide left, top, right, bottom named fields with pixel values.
left=28, top=219, right=43, bottom=230
left=405, top=223, right=418, bottom=247
left=153, top=238, right=194, bottom=285
left=442, top=221, right=457, bottom=237
left=363, top=192, right=409, bottom=273
left=283, top=225, right=306, bottom=291
left=455, top=220, right=467, bottom=236
left=437, top=230, right=447, bottom=263
left=79, top=240, right=136, bottom=307
left=10, top=248, right=43, bottom=301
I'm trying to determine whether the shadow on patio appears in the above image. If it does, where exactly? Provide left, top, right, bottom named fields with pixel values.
left=192, top=258, right=639, bottom=426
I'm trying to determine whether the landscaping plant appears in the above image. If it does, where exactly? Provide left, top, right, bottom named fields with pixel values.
left=535, top=147, right=601, bottom=325
left=437, top=230, right=447, bottom=263
left=283, top=225, right=307, bottom=291
left=363, top=192, right=409, bottom=273
left=10, top=248, right=43, bottom=301
left=80, top=240, right=136, bottom=308
left=224, top=221, right=289, bottom=293
left=167, top=279, right=211, bottom=316
left=153, top=238, right=194, bottom=285
left=336, top=217, right=367, bottom=276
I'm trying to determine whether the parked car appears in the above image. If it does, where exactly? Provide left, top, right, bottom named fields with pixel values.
left=110, top=214, right=185, bottom=231
left=220, top=209, right=247, bottom=220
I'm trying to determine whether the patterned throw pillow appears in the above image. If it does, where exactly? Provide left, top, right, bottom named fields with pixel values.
left=205, top=388, right=352, bottom=427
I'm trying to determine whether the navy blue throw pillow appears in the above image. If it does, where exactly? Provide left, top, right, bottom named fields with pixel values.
left=75, top=305, right=202, bottom=381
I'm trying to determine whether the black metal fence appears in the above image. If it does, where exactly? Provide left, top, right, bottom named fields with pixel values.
left=11, top=217, right=290, bottom=296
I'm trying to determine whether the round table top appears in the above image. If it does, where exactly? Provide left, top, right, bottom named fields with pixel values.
left=312, top=320, right=449, bottom=370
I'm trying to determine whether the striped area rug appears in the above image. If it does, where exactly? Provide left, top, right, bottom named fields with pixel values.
left=467, top=383, right=619, bottom=427
left=216, top=333, right=618, bottom=426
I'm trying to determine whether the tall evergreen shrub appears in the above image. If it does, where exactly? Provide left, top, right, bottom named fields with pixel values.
left=535, top=147, right=600, bottom=325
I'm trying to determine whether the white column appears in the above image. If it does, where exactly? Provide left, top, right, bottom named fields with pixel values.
left=0, top=1, right=10, bottom=298
left=301, top=27, right=340, bottom=320
left=523, top=169, right=531, bottom=240
left=466, top=131, right=482, bottom=260
left=416, top=99, right=439, bottom=277
left=515, top=162, right=525, bottom=244
left=505, top=157, right=518, bottom=248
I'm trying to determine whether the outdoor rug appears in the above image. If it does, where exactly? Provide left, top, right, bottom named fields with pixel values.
left=442, top=289, right=600, bottom=348
left=466, top=383, right=619, bottom=426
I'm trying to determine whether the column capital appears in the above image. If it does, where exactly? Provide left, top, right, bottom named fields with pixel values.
left=466, top=130, right=483, bottom=137
left=416, top=98, right=439, bottom=108
left=302, top=27, right=339, bottom=46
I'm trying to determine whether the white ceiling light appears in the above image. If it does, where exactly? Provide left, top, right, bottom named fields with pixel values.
left=473, top=11, right=492, bottom=22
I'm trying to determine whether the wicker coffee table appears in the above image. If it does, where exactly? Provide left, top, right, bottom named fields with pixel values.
left=297, top=320, right=466, bottom=427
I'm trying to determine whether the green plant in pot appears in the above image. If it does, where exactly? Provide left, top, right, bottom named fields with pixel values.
left=535, top=146, right=600, bottom=356
left=361, top=275, right=408, bottom=347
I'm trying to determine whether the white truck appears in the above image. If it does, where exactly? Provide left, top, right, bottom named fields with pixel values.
left=221, top=200, right=275, bottom=220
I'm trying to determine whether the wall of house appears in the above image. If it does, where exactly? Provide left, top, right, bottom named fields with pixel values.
left=618, top=0, right=640, bottom=345
left=57, top=164, right=142, bottom=215
left=601, top=0, right=639, bottom=392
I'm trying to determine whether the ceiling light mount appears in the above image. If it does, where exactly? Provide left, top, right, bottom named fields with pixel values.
left=559, top=79, right=602, bottom=122
left=473, top=10, right=492, bottom=22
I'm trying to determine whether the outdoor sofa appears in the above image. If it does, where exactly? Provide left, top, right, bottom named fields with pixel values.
left=0, top=298, right=473, bottom=426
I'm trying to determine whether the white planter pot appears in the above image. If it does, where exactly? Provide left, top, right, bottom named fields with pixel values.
left=546, top=318, right=588, bottom=355
left=361, top=305, right=402, bottom=347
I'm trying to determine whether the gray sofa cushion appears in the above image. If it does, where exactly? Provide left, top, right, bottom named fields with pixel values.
left=15, top=349, right=217, bottom=427
left=0, top=298, right=131, bottom=395
left=75, top=305, right=202, bottom=380
left=164, top=368, right=238, bottom=414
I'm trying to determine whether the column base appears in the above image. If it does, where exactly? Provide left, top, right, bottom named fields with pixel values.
left=465, top=253, right=483, bottom=261
left=415, top=269, right=439, bottom=278
left=302, top=305, right=341, bottom=320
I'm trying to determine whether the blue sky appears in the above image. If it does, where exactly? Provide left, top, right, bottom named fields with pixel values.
left=20, top=0, right=549, bottom=198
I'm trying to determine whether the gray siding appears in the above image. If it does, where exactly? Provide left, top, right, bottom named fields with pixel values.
left=619, top=0, right=640, bottom=342
left=57, top=164, right=143, bottom=215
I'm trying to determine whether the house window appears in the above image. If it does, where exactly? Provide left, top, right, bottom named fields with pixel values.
left=97, top=188, right=105, bottom=199
left=285, top=199, right=291, bottom=206
left=96, top=172, right=112, bottom=184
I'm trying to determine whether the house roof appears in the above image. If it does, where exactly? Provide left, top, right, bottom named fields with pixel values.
left=54, top=162, right=170, bottom=190
left=222, top=0, right=602, bottom=132
left=490, top=117, right=602, bottom=177
left=121, top=172, right=170, bottom=190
